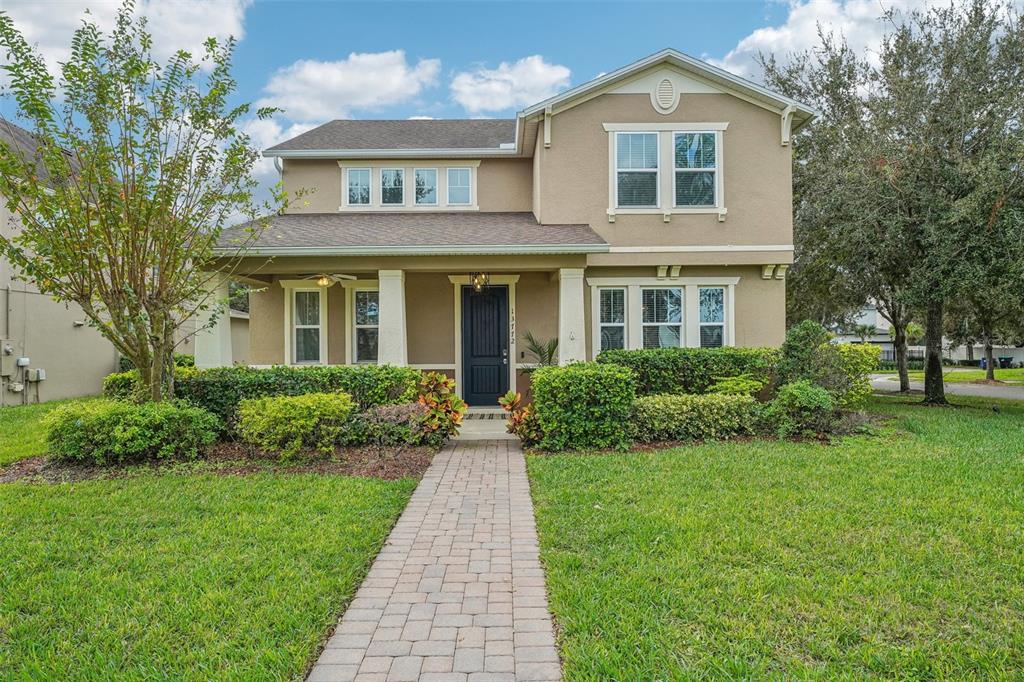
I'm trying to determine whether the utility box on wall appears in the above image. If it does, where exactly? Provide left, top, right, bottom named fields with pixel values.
left=0, top=341, right=15, bottom=378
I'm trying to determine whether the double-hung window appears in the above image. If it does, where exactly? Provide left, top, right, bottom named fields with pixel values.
left=380, top=168, right=404, bottom=205
left=642, top=288, right=682, bottom=349
left=598, top=288, right=626, bottom=351
left=674, top=132, right=717, bottom=207
left=354, top=290, right=380, bottom=363
left=615, top=132, right=658, bottom=207
left=414, top=168, right=437, bottom=205
left=293, top=290, right=322, bottom=364
left=699, top=287, right=726, bottom=348
left=447, top=167, right=471, bottom=205
left=347, top=168, right=370, bottom=205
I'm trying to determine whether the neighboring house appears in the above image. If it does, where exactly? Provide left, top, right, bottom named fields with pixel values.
left=201, top=49, right=816, bottom=405
left=0, top=119, right=120, bottom=405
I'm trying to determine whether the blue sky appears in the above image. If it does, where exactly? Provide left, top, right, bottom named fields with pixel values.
left=3, top=0, right=933, bottom=184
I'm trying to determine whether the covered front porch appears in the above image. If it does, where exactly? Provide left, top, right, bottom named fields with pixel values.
left=195, top=257, right=589, bottom=406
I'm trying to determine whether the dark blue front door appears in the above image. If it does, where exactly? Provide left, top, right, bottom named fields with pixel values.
left=462, top=285, right=509, bottom=406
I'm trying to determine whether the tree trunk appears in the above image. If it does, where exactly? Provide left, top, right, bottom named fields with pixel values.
left=922, top=298, right=947, bottom=405
left=985, top=338, right=995, bottom=381
left=966, top=343, right=974, bottom=362
left=893, top=322, right=910, bottom=393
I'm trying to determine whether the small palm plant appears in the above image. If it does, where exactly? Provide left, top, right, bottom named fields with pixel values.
left=523, top=332, right=558, bottom=367
left=852, top=323, right=877, bottom=343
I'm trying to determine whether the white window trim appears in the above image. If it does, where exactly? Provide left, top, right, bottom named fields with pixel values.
left=673, top=132, right=719, bottom=209
left=345, top=167, right=371, bottom=207
left=379, top=168, right=405, bottom=206
left=697, top=286, right=727, bottom=348
left=447, top=167, right=473, bottom=206
left=595, top=287, right=627, bottom=352
left=279, top=280, right=329, bottom=366
left=413, top=167, right=439, bottom=206
left=613, top=131, right=660, bottom=209
left=341, top=280, right=380, bottom=365
left=588, top=276, right=738, bottom=356
left=606, top=125, right=727, bottom=217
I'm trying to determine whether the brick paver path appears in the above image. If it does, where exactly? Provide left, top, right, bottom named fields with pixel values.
left=307, top=440, right=561, bottom=682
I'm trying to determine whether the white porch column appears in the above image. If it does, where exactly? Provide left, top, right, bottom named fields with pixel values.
left=558, top=268, right=587, bottom=365
left=194, top=273, right=233, bottom=368
left=377, top=269, right=408, bottom=366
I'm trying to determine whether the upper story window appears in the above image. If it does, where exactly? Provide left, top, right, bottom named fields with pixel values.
left=674, top=133, right=716, bottom=207
left=347, top=168, right=370, bottom=205
left=615, top=132, right=659, bottom=207
left=605, top=123, right=727, bottom=216
left=415, top=168, right=438, bottom=205
left=380, top=168, right=404, bottom=205
left=447, top=167, right=472, bottom=205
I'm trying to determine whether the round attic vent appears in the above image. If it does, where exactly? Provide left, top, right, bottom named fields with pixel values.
left=655, top=78, right=675, bottom=111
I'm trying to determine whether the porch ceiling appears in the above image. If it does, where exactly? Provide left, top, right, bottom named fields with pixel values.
left=216, top=212, right=608, bottom=256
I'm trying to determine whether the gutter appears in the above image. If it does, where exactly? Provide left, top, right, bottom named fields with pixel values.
left=264, top=147, right=521, bottom=159
left=213, top=243, right=610, bottom=257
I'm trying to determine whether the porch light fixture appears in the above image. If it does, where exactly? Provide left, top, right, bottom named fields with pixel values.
left=470, top=272, right=490, bottom=292
left=315, top=275, right=333, bottom=287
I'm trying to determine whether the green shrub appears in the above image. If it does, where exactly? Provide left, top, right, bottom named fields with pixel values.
left=763, top=380, right=838, bottom=438
left=532, top=363, right=635, bottom=451
left=777, top=321, right=879, bottom=408
left=631, top=393, right=759, bottom=443
left=597, top=347, right=777, bottom=396
left=105, top=364, right=420, bottom=425
left=237, top=392, right=355, bottom=457
left=835, top=343, right=880, bottom=408
left=708, top=373, right=768, bottom=396
left=44, top=399, right=219, bottom=464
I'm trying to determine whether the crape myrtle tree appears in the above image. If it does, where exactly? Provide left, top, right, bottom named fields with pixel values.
left=765, top=1, right=1024, bottom=403
left=0, top=1, right=285, bottom=401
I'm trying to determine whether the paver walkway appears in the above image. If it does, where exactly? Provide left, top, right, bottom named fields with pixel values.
left=308, top=440, right=561, bottom=682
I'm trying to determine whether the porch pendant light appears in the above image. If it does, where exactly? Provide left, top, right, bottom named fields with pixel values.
left=315, top=275, right=332, bottom=287
left=470, top=272, right=490, bottom=292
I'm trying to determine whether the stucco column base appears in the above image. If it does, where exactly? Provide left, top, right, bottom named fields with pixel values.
left=377, top=269, right=408, bottom=366
left=558, top=268, right=586, bottom=364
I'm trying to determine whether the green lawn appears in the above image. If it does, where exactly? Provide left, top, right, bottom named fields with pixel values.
left=0, top=472, right=415, bottom=679
left=0, top=398, right=90, bottom=465
left=528, top=396, right=1024, bottom=679
left=886, top=368, right=1024, bottom=384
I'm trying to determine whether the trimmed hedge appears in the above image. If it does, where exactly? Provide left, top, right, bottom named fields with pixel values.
left=835, top=343, right=880, bottom=408
left=237, top=392, right=355, bottom=457
left=597, top=347, right=778, bottom=396
left=104, top=364, right=420, bottom=425
left=532, top=363, right=635, bottom=451
left=44, top=399, right=219, bottom=464
left=630, top=393, right=759, bottom=443
left=763, top=380, right=838, bottom=438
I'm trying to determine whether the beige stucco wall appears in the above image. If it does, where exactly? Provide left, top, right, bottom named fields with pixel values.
left=536, top=93, right=793, bottom=249
left=0, top=203, right=120, bottom=403
left=407, top=273, right=455, bottom=366
left=476, top=159, right=532, bottom=212
left=249, top=278, right=285, bottom=365
left=230, top=316, right=250, bottom=365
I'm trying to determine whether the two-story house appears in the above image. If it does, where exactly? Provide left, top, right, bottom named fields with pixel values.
left=201, top=49, right=816, bottom=405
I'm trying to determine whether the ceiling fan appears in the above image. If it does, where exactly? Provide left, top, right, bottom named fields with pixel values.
left=301, top=273, right=358, bottom=287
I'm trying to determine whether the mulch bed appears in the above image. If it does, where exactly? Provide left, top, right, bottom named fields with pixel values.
left=0, top=442, right=436, bottom=484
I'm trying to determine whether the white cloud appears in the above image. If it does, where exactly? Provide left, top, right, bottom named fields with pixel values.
left=2, top=0, right=251, bottom=74
left=257, top=51, right=441, bottom=122
left=450, top=56, right=570, bottom=113
left=408, top=115, right=435, bottom=120
left=713, top=0, right=936, bottom=79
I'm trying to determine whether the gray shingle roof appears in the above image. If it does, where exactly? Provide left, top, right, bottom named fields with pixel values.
left=218, top=212, right=607, bottom=255
left=264, top=120, right=516, bottom=153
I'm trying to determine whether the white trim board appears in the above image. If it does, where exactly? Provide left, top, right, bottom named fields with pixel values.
left=608, top=244, right=793, bottom=253
left=603, top=122, right=730, bottom=132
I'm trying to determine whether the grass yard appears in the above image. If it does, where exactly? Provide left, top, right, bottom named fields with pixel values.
left=528, top=396, right=1024, bottom=679
left=0, top=472, right=415, bottom=679
left=886, top=368, right=1024, bottom=384
left=0, top=398, right=89, bottom=465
